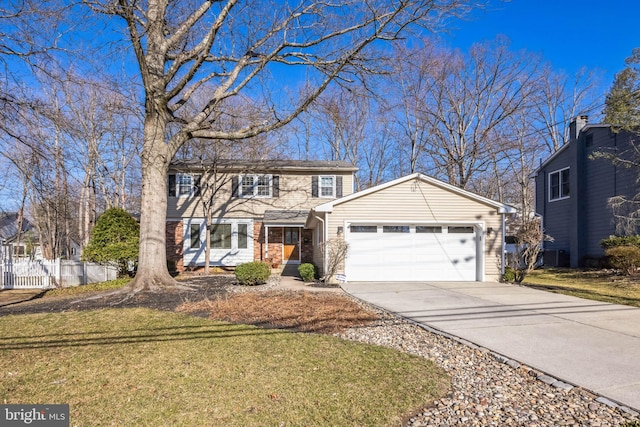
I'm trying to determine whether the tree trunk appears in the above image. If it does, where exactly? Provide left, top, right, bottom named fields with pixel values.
left=204, top=209, right=212, bottom=275
left=127, top=112, right=180, bottom=291
left=127, top=154, right=177, bottom=290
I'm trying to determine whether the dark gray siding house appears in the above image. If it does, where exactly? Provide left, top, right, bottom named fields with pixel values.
left=534, top=116, right=640, bottom=268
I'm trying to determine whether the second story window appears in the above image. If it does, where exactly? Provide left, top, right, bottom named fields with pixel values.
left=177, top=174, right=193, bottom=196
left=320, top=176, right=335, bottom=197
left=549, top=167, right=570, bottom=201
left=168, top=173, right=200, bottom=197
left=239, top=175, right=272, bottom=197
left=312, top=175, right=342, bottom=198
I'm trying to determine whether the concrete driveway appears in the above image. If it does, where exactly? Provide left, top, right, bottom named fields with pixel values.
left=342, top=281, right=640, bottom=411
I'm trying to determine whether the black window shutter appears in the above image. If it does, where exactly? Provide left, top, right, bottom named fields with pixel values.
left=312, top=176, right=318, bottom=197
left=336, top=176, right=343, bottom=198
left=168, top=174, right=176, bottom=197
left=193, top=175, right=201, bottom=196
left=232, top=176, right=239, bottom=197
left=272, top=175, right=279, bottom=197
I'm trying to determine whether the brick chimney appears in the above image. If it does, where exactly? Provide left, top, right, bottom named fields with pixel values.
left=569, top=115, right=588, bottom=141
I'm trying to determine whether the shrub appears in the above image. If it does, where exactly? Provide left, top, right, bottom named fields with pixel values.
left=83, top=208, right=139, bottom=277
left=298, top=263, right=317, bottom=282
left=235, top=262, right=271, bottom=286
left=605, top=246, right=640, bottom=275
left=501, top=267, right=516, bottom=283
left=601, top=235, right=640, bottom=249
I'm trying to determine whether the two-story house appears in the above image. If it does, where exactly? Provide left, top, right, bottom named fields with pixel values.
left=166, top=159, right=515, bottom=282
left=166, top=159, right=357, bottom=271
left=534, top=116, right=640, bottom=268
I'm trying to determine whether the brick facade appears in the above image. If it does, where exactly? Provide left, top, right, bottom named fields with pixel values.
left=170, top=219, right=315, bottom=272
left=166, top=221, right=184, bottom=272
left=266, top=226, right=283, bottom=265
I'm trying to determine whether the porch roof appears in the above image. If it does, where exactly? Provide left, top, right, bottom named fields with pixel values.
left=263, top=210, right=310, bottom=226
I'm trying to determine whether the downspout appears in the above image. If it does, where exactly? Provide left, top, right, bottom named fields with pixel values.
left=314, top=215, right=327, bottom=276
left=501, top=213, right=506, bottom=276
left=265, top=225, right=269, bottom=262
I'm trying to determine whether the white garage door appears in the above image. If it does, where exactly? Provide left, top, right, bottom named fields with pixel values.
left=345, top=224, right=478, bottom=282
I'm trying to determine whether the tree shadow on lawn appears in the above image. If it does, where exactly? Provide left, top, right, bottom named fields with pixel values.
left=0, top=275, right=235, bottom=317
left=0, top=276, right=383, bottom=350
left=0, top=319, right=290, bottom=351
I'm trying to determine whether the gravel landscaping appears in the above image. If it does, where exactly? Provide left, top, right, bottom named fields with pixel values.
left=2, top=274, right=638, bottom=426
left=336, top=317, right=639, bottom=426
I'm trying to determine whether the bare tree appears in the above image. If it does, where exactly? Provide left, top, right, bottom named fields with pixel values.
left=295, top=85, right=392, bottom=190
left=180, top=104, right=277, bottom=275
left=385, top=38, right=542, bottom=189
left=81, top=0, right=477, bottom=291
left=533, top=65, right=601, bottom=153
left=58, top=74, right=142, bottom=244
left=320, top=238, right=349, bottom=284
left=388, top=41, right=443, bottom=176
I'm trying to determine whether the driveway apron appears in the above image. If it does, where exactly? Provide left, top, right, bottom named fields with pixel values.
left=342, top=281, right=640, bottom=411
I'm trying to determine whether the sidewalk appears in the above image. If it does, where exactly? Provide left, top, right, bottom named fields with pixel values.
left=277, top=264, right=343, bottom=293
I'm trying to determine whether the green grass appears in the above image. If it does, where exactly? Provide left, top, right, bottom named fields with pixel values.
left=0, top=308, right=449, bottom=426
left=523, top=268, right=640, bottom=307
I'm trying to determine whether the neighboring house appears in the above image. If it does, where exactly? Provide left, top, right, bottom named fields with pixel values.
left=533, top=116, right=640, bottom=268
left=166, top=160, right=515, bottom=282
left=0, top=212, right=39, bottom=259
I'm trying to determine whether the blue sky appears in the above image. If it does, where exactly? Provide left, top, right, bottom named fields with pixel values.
left=439, top=0, right=639, bottom=94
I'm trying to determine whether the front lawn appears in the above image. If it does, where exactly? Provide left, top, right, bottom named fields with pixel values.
left=0, top=307, right=449, bottom=426
left=523, top=268, right=640, bottom=307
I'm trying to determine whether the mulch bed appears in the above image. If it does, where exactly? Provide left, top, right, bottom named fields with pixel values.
left=0, top=276, right=236, bottom=317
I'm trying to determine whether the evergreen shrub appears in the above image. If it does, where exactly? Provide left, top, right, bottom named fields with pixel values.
left=235, top=262, right=271, bottom=286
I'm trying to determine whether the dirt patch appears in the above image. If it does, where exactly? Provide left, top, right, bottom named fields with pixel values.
left=0, top=276, right=234, bottom=317
left=0, top=277, right=382, bottom=335
left=177, top=290, right=381, bottom=333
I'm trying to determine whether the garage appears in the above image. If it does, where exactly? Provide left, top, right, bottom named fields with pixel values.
left=345, top=224, right=478, bottom=281
left=308, top=173, right=515, bottom=283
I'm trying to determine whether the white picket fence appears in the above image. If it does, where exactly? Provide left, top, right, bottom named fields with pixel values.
left=0, top=259, right=118, bottom=289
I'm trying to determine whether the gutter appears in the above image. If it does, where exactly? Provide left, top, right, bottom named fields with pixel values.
left=314, top=215, right=327, bottom=277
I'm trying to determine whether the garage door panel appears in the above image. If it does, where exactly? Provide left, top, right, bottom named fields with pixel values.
left=345, top=224, right=478, bottom=282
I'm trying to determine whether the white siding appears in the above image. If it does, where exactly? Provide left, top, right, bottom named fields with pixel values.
left=325, top=178, right=505, bottom=280
left=183, top=218, right=254, bottom=267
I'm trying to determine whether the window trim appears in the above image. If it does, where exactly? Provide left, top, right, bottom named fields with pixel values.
left=238, top=174, right=273, bottom=198
left=189, top=223, right=201, bottom=249
left=169, top=173, right=200, bottom=198
left=319, top=175, right=335, bottom=198
left=548, top=167, right=570, bottom=202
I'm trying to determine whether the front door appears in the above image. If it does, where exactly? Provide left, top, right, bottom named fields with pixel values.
left=284, top=227, right=300, bottom=263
